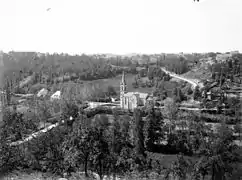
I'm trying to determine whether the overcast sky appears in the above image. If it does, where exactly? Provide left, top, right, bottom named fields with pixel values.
left=0, top=0, right=241, bottom=54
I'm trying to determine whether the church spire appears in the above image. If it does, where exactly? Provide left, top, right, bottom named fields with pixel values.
left=121, top=71, right=126, bottom=84
left=120, top=71, right=127, bottom=109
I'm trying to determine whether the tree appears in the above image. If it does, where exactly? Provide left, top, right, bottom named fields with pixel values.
left=139, top=69, right=146, bottom=77
left=62, top=113, right=113, bottom=180
left=110, top=112, right=135, bottom=176
left=90, top=127, right=110, bottom=180
left=193, top=86, right=201, bottom=100
left=85, top=114, right=113, bottom=179
left=108, top=110, right=135, bottom=178
left=132, top=76, right=139, bottom=89
left=2, top=108, right=37, bottom=142
left=189, top=118, right=212, bottom=154
left=155, top=68, right=163, bottom=80
left=5, top=78, right=11, bottom=106
left=173, top=87, right=183, bottom=103
left=143, top=106, right=164, bottom=152
left=109, top=111, right=120, bottom=179
left=106, top=85, right=117, bottom=97
left=0, top=112, right=28, bottom=173
left=164, top=98, right=179, bottom=134
left=37, top=100, right=52, bottom=127
left=147, top=67, right=154, bottom=80
left=158, top=80, right=165, bottom=91
left=192, top=156, right=209, bottom=180
left=62, top=118, right=95, bottom=177
left=25, top=125, right=66, bottom=174
left=177, top=88, right=183, bottom=102
left=165, top=153, right=191, bottom=180
left=172, top=87, right=178, bottom=97
left=0, top=136, right=23, bottom=173
left=62, top=100, right=79, bottom=120
left=133, top=109, right=145, bottom=159
left=92, top=114, right=110, bottom=128
left=193, top=121, right=240, bottom=180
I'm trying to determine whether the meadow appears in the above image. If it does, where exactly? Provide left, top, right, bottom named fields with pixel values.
left=86, top=73, right=153, bottom=94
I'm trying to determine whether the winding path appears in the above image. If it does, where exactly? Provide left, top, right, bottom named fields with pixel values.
left=160, top=67, right=203, bottom=89
left=9, top=114, right=72, bottom=146
left=109, top=64, right=203, bottom=89
left=10, top=122, right=60, bottom=146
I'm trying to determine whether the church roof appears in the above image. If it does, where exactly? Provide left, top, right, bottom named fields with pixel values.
left=138, top=92, right=149, bottom=99
left=124, top=92, right=148, bottom=99
left=124, top=92, right=134, bottom=97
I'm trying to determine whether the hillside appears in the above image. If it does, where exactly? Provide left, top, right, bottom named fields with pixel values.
left=182, top=62, right=211, bottom=82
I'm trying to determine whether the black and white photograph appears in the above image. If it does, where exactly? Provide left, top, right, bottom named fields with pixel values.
left=0, top=0, right=241, bottom=179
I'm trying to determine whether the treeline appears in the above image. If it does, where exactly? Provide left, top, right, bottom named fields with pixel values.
left=159, top=55, right=190, bottom=74
left=132, top=66, right=171, bottom=89
left=1, top=52, right=198, bottom=85
left=0, top=100, right=241, bottom=179
left=210, top=53, right=242, bottom=85
left=107, top=57, right=134, bottom=67
left=1, top=52, right=133, bottom=87
left=110, top=54, right=192, bottom=75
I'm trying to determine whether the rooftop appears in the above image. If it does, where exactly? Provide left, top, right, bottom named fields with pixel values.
left=124, top=92, right=148, bottom=99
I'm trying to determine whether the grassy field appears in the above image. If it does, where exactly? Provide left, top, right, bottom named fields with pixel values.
left=57, top=73, right=153, bottom=95
left=87, top=73, right=153, bottom=94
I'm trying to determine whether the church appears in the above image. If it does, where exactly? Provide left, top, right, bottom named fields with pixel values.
left=120, top=71, right=150, bottom=110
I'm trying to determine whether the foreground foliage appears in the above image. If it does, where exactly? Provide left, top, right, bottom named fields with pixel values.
left=0, top=99, right=241, bottom=180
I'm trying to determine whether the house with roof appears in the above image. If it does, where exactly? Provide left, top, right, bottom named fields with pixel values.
left=216, top=53, right=231, bottom=62
left=50, top=90, right=61, bottom=101
left=120, top=71, right=150, bottom=110
left=37, top=88, right=48, bottom=98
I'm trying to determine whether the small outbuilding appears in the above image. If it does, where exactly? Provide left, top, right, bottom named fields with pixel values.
left=50, top=90, right=61, bottom=101
left=37, top=88, right=48, bottom=97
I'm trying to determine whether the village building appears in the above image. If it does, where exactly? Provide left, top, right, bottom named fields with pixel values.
left=216, top=53, right=231, bottom=62
left=50, top=90, right=61, bottom=101
left=120, top=71, right=150, bottom=110
left=37, top=88, right=48, bottom=98
left=111, top=97, right=118, bottom=103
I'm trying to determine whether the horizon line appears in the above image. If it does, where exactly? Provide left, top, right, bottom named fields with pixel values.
left=0, top=50, right=240, bottom=56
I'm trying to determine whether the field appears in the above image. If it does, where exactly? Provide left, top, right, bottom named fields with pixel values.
left=88, top=73, right=153, bottom=93
left=58, top=73, right=153, bottom=95
left=55, top=73, right=186, bottom=101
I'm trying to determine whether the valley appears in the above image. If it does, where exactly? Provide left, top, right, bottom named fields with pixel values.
left=0, top=51, right=241, bottom=180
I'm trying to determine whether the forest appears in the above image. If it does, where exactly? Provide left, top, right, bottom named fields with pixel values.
left=0, top=99, right=241, bottom=180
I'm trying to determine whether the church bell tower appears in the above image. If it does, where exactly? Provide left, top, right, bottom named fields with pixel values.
left=120, top=71, right=127, bottom=108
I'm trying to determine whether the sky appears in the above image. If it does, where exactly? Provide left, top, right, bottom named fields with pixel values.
left=0, top=0, right=242, bottom=54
